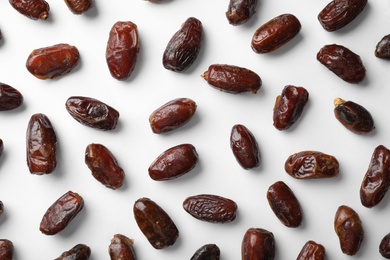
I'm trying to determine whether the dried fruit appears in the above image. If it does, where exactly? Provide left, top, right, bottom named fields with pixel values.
left=0, top=139, right=3, bottom=158
left=106, top=21, right=139, bottom=80
left=0, top=239, right=13, bottom=260
left=9, top=0, right=49, bottom=20
left=375, top=34, right=390, bottom=59
left=0, top=83, right=23, bottom=111
left=55, top=244, right=91, bottom=260
left=190, top=244, right=220, bottom=260
left=183, top=194, right=237, bottom=223
left=380, top=232, right=390, bottom=258
left=0, top=201, right=3, bottom=215
left=226, top=0, right=258, bottom=25
left=109, top=234, right=136, bottom=260
left=26, top=44, right=80, bottom=79
left=230, top=124, right=260, bottom=169
left=64, top=0, right=94, bottom=14
left=133, top=197, right=178, bottom=249
left=163, top=17, right=203, bottom=72
left=296, top=240, right=326, bottom=260
left=242, top=228, right=275, bottom=260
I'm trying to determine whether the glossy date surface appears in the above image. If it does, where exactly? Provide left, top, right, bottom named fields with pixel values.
left=0, top=240, right=13, bottom=260
left=64, top=0, right=94, bottom=14
left=109, top=234, right=136, bottom=260
left=9, top=0, right=49, bottom=20
left=226, top=0, right=258, bottom=25
left=375, top=34, right=390, bottom=59
left=242, top=228, right=275, bottom=260
left=190, top=244, right=220, bottom=260
left=230, top=124, right=260, bottom=169
left=54, top=244, right=91, bottom=260
left=297, top=240, right=326, bottom=260
left=380, top=232, right=390, bottom=259
left=0, top=83, right=23, bottom=111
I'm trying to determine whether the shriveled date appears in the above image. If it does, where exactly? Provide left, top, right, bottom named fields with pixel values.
left=226, top=0, right=258, bottom=26
left=0, top=239, right=13, bottom=260
left=64, top=0, right=94, bottom=14
left=296, top=240, right=326, bottom=260
left=109, top=234, right=136, bottom=260
left=190, top=244, right=220, bottom=260
left=9, top=0, right=49, bottom=20
left=0, top=83, right=23, bottom=111
left=55, top=244, right=91, bottom=260
left=230, top=124, right=260, bottom=169
left=380, top=232, right=390, bottom=259
left=242, top=228, right=275, bottom=260
left=375, top=34, right=390, bottom=59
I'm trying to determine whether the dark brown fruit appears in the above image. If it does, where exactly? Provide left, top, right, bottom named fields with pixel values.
left=64, top=0, right=94, bottom=14
left=380, top=232, right=390, bottom=258
left=230, top=124, right=260, bottom=169
left=190, top=244, right=220, bottom=260
left=109, top=234, right=136, bottom=260
left=55, top=244, right=91, bottom=260
left=296, top=240, right=326, bottom=260
left=0, top=83, right=23, bottom=111
left=226, top=0, right=258, bottom=25
left=0, top=239, right=13, bottom=260
left=375, top=34, right=390, bottom=59
left=242, top=228, right=275, bottom=260
left=9, top=0, right=49, bottom=20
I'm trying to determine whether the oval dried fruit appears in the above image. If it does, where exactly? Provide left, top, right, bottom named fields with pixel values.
left=109, top=234, right=136, bottom=260
left=9, top=0, right=49, bottom=20
left=230, top=124, right=260, bottom=169
left=190, top=244, right=220, bottom=260
left=380, top=232, right=390, bottom=258
left=0, top=239, right=13, bottom=260
left=242, top=228, right=275, bottom=260
left=375, top=34, right=390, bottom=59
left=226, top=0, right=258, bottom=26
left=0, top=83, right=23, bottom=111
left=296, top=240, right=326, bottom=260
left=64, top=0, right=94, bottom=14
left=55, top=244, right=91, bottom=260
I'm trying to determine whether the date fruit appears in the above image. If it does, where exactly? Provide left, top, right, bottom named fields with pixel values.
left=317, top=44, right=366, bottom=83
left=65, top=96, right=119, bottom=130
left=55, top=244, right=91, bottom=260
left=133, top=197, right=178, bottom=249
left=202, top=64, right=261, bottom=94
left=148, top=143, right=198, bottom=180
left=273, top=85, right=309, bottom=130
left=267, top=181, right=302, bottom=227
left=251, top=13, right=301, bottom=54
left=26, top=44, right=80, bottom=79
left=297, top=240, right=326, bottom=260
left=106, top=21, right=139, bottom=80
left=85, top=143, right=125, bottom=189
left=0, top=201, right=3, bottom=215
left=0, top=139, right=3, bottom=158
left=64, top=0, right=94, bottom=14
left=375, top=34, right=390, bottom=59
left=380, top=232, right=390, bottom=258
left=230, top=124, right=260, bottom=169
left=163, top=17, right=203, bottom=72
left=360, top=145, right=390, bottom=208
left=183, top=194, right=237, bottom=223
left=285, top=151, right=339, bottom=179
left=26, top=113, right=57, bottom=175
left=242, top=228, right=275, bottom=260
left=0, top=239, right=13, bottom=260
left=40, top=191, right=84, bottom=235
left=149, top=98, right=197, bottom=134
left=9, top=0, right=49, bottom=20
left=109, top=234, right=136, bottom=260
left=0, top=83, right=23, bottom=111
left=334, top=205, right=364, bottom=255
left=190, top=244, right=220, bottom=260
left=334, top=98, right=374, bottom=134
left=318, top=0, right=367, bottom=32
left=226, top=0, right=258, bottom=26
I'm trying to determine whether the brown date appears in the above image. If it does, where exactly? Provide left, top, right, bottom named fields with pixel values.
left=226, top=0, right=258, bottom=26
left=133, top=197, right=178, bottom=249
left=149, top=98, right=197, bottom=134
left=26, top=113, right=57, bottom=175
left=317, top=44, right=366, bottom=83
left=318, top=0, right=367, bottom=32
left=267, top=181, right=302, bottom=227
left=242, top=228, right=275, bottom=260
left=380, top=232, right=390, bottom=258
left=85, top=143, right=125, bottom=190
left=334, top=205, right=364, bottom=255
left=375, top=34, right=390, bottom=59
left=65, top=96, right=119, bottom=130
left=0, top=83, right=23, bottom=111
left=26, top=44, right=80, bottom=79
left=183, top=194, right=237, bottom=223
left=40, top=191, right=84, bottom=235
left=0, top=201, right=3, bottom=215
left=251, top=13, right=301, bottom=54
left=163, top=17, right=203, bottom=72
left=55, top=244, right=91, bottom=260
left=0, top=239, right=13, bottom=260
left=190, top=244, right=220, bottom=260
left=64, top=0, right=94, bottom=14
left=9, top=0, right=49, bottom=20
left=296, top=240, right=326, bottom=260
left=360, top=145, right=390, bottom=208
left=109, top=234, right=136, bottom=260
left=106, top=21, right=139, bottom=80
left=285, top=151, right=339, bottom=179
left=334, top=98, right=374, bottom=134
left=202, top=64, right=261, bottom=94
left=148, top=143, right=198, bottom=181
left=273, top=85, right=309, bottom=130
left=0, top=139, right=3, bottom=158
left=230, top=124, right=260, bottom=169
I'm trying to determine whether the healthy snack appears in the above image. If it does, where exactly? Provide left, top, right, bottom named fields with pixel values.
left=9, top=0, right=49, bottom=20
left=242, top=228, right=275, bottom=260
left=226, top=0, right=258, bottom=25
left=251, top=13, right=301, bottom=54
left=133, top=197, right=179, bottom=249
left=273, top=85, right=309, bottom=130
left=54, top=244, right=91, bottom=260
left=202, top=64, right=261, bottom=94
left=26, top=44, right=80, bottom=79
left=109, top=234, right=136, bottom=260
left=149, top=98, right=197, bottom=134
left=334, top=98, right=374, bottom=134
left=64, top=0, right=94, bottom=14
left=106, top=21, right=139, bottom=80
left=85, top=143, right=125, bottom=189
left=162, top=17, right=203, bottom=72
left=380, top=232, right=390, bottom=258
left=375, top=34, right=390, bottom=59
left=318, top=0, right=367, bottom=32
left=0, top=139, right=3, bottom=158
left=296, top=240, right=326, bottom=260
left=0, top=239, right=13, bottom=260
left=26, top=113, right=57, bottom=175
left=230, top=124, right=260, bottom=169
left=0, top=83, right=23, bottom=111
left=190, top=244, right=220, bottom=260
left=40, top=191, right=84, bottom=235
left=0, top=201, right=3, bottom=215
left=183, top=194, right=237, bottom=223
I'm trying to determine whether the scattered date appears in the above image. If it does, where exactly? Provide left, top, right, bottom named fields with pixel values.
left=226, top=0, right=258, bottom=26
left=64, top=0, right=94, bottom=14
left=109, top=234, right=136, bottom=260
left=242, top=228, right=275, bottom=260
left=230, top=124, right=260, bottom=169
left=0, top=83, right=23, bottom=111
left=375, top=34, right=390, bottom=59
left=190, top=244, right=220, bottom=260
left=0, top=239, right=13, bottom=260
left=296, top=240, right=326, bottom=260
left=380, top=232, right=390, bottom=259
left=54, top=244, right=91, bottom=260
left=9, top=0, right=49, bottom=20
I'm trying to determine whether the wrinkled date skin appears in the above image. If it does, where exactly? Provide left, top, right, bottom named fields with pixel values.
left=106, top=21, right=139, bottom=80
left=133, top=197, right=179, bottom=249
left=85, top=143, right=125, bottom=190
left=273, top=85, right=309, bottom=130
left=230, top=124, right=260, bottom=169
left=334, top=98, right=374, bottom=134
left=297, top=240, right=326, bottom=260
left=375, top=34, right=390, bottom=59
left=9, top=0, right=49, bottom=20
left=0, top=200, right=3, bottom=215
left=40, top=191, right=84, bottom=235
left=109, top=234, right=136, bottom=260
left=251, top=13, right=301, bottom=54
left=163, top=17, right=203, bottom=72
left=285, top=151, right=339, bottom=179
left=360, top=145, right=390, bottom=208
left=380, top=232, right=390, bottom=258
left=149, top=98, right=197, bottom=134
left=318, top=0, right=367, bottom=32
left=267, top=181, right=302, bottom=227
left=183, top=194, right=237, bottom=223
left=190, top=244, right=220, bottom=260
left=26, top=113, right=57, bottom=175
left=148, top=143, right=198, bottom=181
left=334, top=205, right=364, bottom=255
left=26, top=44, right=80, bottom=79
left=226, top=0, right=258, bottom=26
left=0, top=139, right=3, bottom=159
left=0, top=239, right=13, bottom=260
left=202, top=64, right=261, bottom=94
left=0, top=83, right=23, bottom=111
left=66, top=96, right=120, bottom=130
left=55, top=244, right=91, bottom=260
left=317, top=44, right=366, bottom=83
left=64, top=0, right=94, bottom=14
left=242, top=228, right=275, bottom=260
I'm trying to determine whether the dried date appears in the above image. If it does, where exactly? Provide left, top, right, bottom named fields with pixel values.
left=0, top=239, right=13, bottom=260
left=55, top=244, right=91, bottom=260
left=375, top=34, right=390, bottom=59
left=0, top=83, right=23, bottom=111
left=109, top=234, right=136, bottom=260
left=297, top=240, right=326, bottom=260
left=226, top=0, right=258, bottom=26
left=242, top=228, right=275, bottom=260
left=380, top=232, right=390, bottom=258
left=230, top=124, right=260, bottom=169
left=0, top=201, right=3, bottom=215
left=0, top=139, right=3, bottom=158
left=64, top=0, right=94, bottom=14
left=190, top=244, right=220, bottom=260
left=9, top=0, right=49, bottom=20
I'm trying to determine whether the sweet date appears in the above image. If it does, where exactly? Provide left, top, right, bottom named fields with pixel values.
left=380, top=232, right=390, bottom=258
left=64, top=0, right=94, bottom=14
left=109, top=234, right=136, bottom=260
left=190, top=244, right=220, bottom=260
left=226, top=0, right=258, bottom=26
left=375, top=34, right=390, bottom=59
left=230, top=124, right=260, bottom=169
left=0, top=239, right=13, bottom=260
left=242, top=228, right=275, bottom=260
left=55, top=244, right=91, bottom=260
left=0, top=83, right=23, bottom=111
left=9, top=0, right=49, bottom=20
left=296, top=240, right=326, bottom=260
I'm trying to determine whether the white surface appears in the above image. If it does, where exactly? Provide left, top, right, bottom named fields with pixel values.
left=0, top=0, right=389, bottom=259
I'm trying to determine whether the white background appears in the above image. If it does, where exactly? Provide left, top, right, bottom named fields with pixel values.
left=0, top=0, right=389, bottom=259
